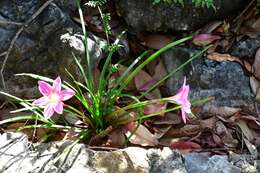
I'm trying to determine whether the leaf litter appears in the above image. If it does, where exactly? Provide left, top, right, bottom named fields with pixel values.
left=1, top=0, right=260, bottom=157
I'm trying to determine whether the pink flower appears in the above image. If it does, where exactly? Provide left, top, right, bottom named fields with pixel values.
left=33, top=76, right=75, bottom=119
left=168, top=77, right=191, bottom=123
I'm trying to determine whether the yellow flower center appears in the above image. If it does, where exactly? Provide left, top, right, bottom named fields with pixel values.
left=49, top=93, right=59, bottom=104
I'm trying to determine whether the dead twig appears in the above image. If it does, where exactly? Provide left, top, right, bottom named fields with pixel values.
left=0, top=20, right=23, bottom=26
left=0, top=0, right=55, bottom=90
left=0, top=52, right=7, bottom=57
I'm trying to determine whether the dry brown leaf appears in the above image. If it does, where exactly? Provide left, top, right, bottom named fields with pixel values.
left=207, top=105, right=241, bottom=118
left=134, top=69, right=161, bottom=99
left=243, top=138, right=257, bottom=157
left=200, top=21, right=223, bottom=33
left=125, top=122, right=159, bottom=146
left=215, top=121, right=228, bottom=136
left=193, top=34, right=220, bottom=47
left=240, top=26, right=260, bottom=38
left=237, top=120, right=254, bottom=142
left=164, top=125, right=200, bottom=138
left=117, top=64, right=136, bottom=90
left=153, top=112, right=181, bottom=125
left=240, top=60, right=252, bottom=72
left=7, top=123, right=49, bottom=141
left=153, top=125, right=172, bottom=139
left=170, top=141, right=201, bottom=150
left=55, top=130, right=80, bottom=141
left=200, top=116, right=217, bottom=130
left=144, top=103, right=166, bottom=115
left=107, top=129, right=125, bottom=148
left=214, top=121, right=238, bottom=148
left=138, top=33, right=173, bottom=50
left=153, top=61, right=168, bottom=82
left=93, top=67, right=100, bottom=88
left=239, top=115, right=260, bottom=130
left=249, top=77, right=260, bottom=100
left=207, top=52, right=240, bottom=62
left=252, top=48, right=260, bottom=79
left=212, top=134, right=223, bottom=146
left=252, top=17, right=260, bottom=30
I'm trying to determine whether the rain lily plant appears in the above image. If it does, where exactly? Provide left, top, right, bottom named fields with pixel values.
left=0, top=1, right=212, bottom=146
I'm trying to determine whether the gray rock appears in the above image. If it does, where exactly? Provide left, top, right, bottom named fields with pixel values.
left=163, top=48, right=254, bottom=108
left=115, top=0, right=246, bottom=32
left=189, top=58, right=254, bottom=107
left=231, top=37, right=260, bottom=59
left=0, top=0, right=105, bottom=99
left=148, top=148, right=187, bottom=173
left=162, top=47, right=191, bottom=94
left=229, top=154, right=258, bottom=173
left=0, top=132, right=187, bottom=173
left=54, top=0, right=77, bottom=15
left=184, top=153, right=241, bottom=173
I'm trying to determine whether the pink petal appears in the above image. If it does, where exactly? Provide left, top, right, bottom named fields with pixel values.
left=32, top=96, right=48, bottom=106
left=181, top=108, right=187, bottom=124
left=183, top=76, right=187, bottom=86
left=38, top=81, right=52, bottom=96
left=53, top=101, right=63, bottom=114
left=43, top=105, right=55, bottom=119
left=60, top=89, right=75, bottom=101
left=52, top=76, right=61, bottom=93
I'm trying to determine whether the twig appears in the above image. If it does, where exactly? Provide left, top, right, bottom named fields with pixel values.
left=87, top=146, right=119, bottom=151
left=233, top=0, right=256, bottom=22
left=0, top=0, right=55, bottom=90
left=0, top=52, right=7, bottom=57
left=0, top=20, right=23, bottom=26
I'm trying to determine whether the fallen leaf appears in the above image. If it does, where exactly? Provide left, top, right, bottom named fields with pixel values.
left=243, top=138, right=258, bottom=157
left=193, top=34, right=221, bottom=47
left=212, top=134, right=223, bottom=146
left=153, top=61, right=168, bottom=82
left=252, top=48, right=260, bottom=79
left=200, top=21, right=223, bottom=33
left=164, top=125, right=200, bottom=138
left=153, top=112, right=181, bottom=125
left=144, top=103, right=167, bottom=115
left=240, top=26, right=260, bottom=38
left=55, top=130, right=80, bottom=141
left=207, top=105, right=241, bottom=118
left=237, top=120, right=255, bottom=142
left=249, top=76, right=260, bottom=101
left=125, top=122, right=158, bottom=146
left=207, top=52, right=240, bottom=62
left=170, top=141, right=201, bottom=150
left=252, top=17, right=260, bottom=30
left=138, top=33, right=173, bottom=50
left=107, top=129, right=125, bottom=148
left=153, top=125, right=172, bottom=139
left=239, top=116, right=260, bottom=130
left=200, top=116, right=217, bottom=130
left=117, top=64, right=136, bottom=90
left=134, top=69, right=161, bottom=99
left=93, top=67, right=100, bottom=88
left=7, top=123, right=49, bottom=141
left=214, top=121, right=238, bottom=148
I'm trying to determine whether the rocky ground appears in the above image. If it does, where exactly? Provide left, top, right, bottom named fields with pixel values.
left=0, top=132, right=259, bottom=173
